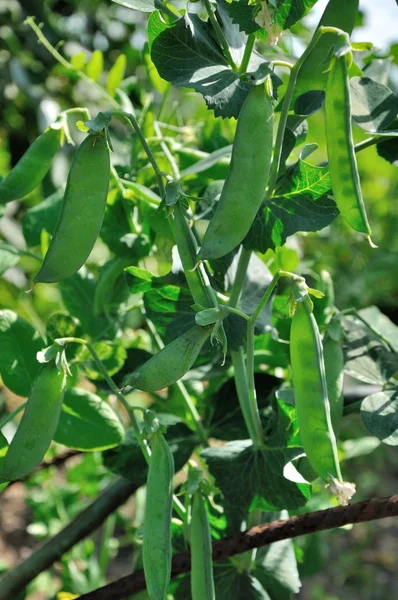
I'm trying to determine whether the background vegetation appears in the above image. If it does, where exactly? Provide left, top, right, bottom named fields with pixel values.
left=0, top=1, right=397, bottom=598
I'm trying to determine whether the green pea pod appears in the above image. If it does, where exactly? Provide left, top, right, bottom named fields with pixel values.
left=197, top=83, right=273, bottom=261
left=292, top=0, right=359, bottom=102
left=323, top=323, right=344, bottom=438
left=325, top=55, right=372, bottom=239
left=143, top=430, right=174, bottom=600
left=0, top=126, right=63, bottom=205
left=190, top=491, right=215, bottom=600
left=34, top=134, right=110, bottom=283
left=290, top=296, right=355, bottom=504
left=126, top=325, right=211, bottom=392
left=0, top=364, right=66, bottom=483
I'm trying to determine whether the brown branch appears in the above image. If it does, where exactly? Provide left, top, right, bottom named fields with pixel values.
left=0, top=477, right=138, bottom=600
left=79, top=494, right=398, bottom=600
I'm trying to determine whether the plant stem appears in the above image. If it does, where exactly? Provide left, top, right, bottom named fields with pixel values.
left=0, top=401, right=27, bottom=430
left=203, top=0, right=237, bottom=71
left=153, top=120, right=180, bottom=180
left=239, top=34, right=255, bottom=73
left=230, top=348, right=263, bottom=445
left=225, top=306, right=250, bottom=321
left=228, top=247, right=251, bottom=307
left=271, top=60, right=294, bottom=70
left=144, top=319, right=209, bottom=447
left=267, top=26, right=348, bottom=199
left=55, top=337, right=186, bottom=519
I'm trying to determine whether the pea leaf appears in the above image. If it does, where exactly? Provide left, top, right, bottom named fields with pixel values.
left=107, top=55, right=127, bottom=96
left=254, top=521, right=301, bottom=598
left=77, top=341, right=127, bottom=380
left=350, top=77, right=398, bottom=133
left=59, top=267, right=116, bottom=339
left=244, top=160, right=337, bottom=252
left=342, top=315, right=398, bottom=385
left=86, top=49, right=104, bottom=81
left=54, top=387, right=124, bottom=451
left=0, top=241, right=20, bottom=275
left=111, top=0, right=156, bottom=12
left=358, top=306, right=398, bottom=353
left=174, top=562, right=271, bottom=599
left=0, top=310, right=44, bottom=397
left=361, top=390, right=398, bottom=446
left=22, top=188, right=63, bottom=247
left=201, top=441, right=311, bottom=518
left=102, top=422, right=198, bottom=485
left=148, top=10, right=272, bottom=118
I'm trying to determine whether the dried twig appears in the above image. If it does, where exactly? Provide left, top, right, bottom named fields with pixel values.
left=79, top=494, right=398, bottom=600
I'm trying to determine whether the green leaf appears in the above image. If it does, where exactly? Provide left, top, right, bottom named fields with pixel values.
left=294, top=90, right=325, bottom=117
left=111, top=0, right=156, bottom=12
left=350, top=77, right=398, bottom=133
left=102, top=422, right=198, bottom=485
left=148, top=11, right=271, bottom=118
left=70, top=51, right=86, bottom=70
left=54, top=387, right=124, bottom=451
left=213, top=565, right=271, bottom=599
left=101, top=194, right=151, bottom=258
left=201, top=441, right=311, bottom=517
left=361, top=390, right=398, bottom=446
left=59, top=267, right=113, bottom=339
left=22, top=188, right=63, bottom=247
left=84, top=112, right=112, bottom=134
left=273, top=0, right=318, bottom=30
left=254, top=527, right=301, bottom=598
left=244, top=160, right=337, bottom=252
left=358, top=306, right=398, bottom=353
left=107, top=54, right=127, bottom=96
left=77, top=341, right=127, bottom=380
left=0, top=241, right=20, bottom=275
left=0, top=310, right=44, bottom=396
left=342, top=315, right=398, bottom=385
left=86, top=49, right=104, bottom=81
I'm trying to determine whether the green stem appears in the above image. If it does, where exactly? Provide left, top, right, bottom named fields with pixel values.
left=56, top=337, right=186, bottom=518
left=24, top=17, right=120, bottom=110
left=239, top=34, right=255, bottom=73
left=230, top=348, right=263, bottom=445
left=225, top=306, right=250, bottom=322
left=245, top=324, right=265, bottom=447
left=229, top=247, right=251, bottom=307
left=153, top=120, right=180, bottom=180
left=0, top=401, right=27, bottom=430
left=271, top=60, right=294, bottom=70
left=144, top=319, right=209, bottom=447
left=203, top=0, right=237, bottom=71
left=267, top=26, right=348, bottom=199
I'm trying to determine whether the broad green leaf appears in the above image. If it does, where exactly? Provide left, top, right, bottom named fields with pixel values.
left=101, top=194, right=151, bottom=258
left=227, top=0, right=317, bottom=35
left=111, top=0, right=156, bottom=12
left=102, top=422, right=198, bottom=484
left=350, top=77, right=398, bottom=133
left=0, top=310, right=44, bottom=396
left=0, top=241, right=20, bottom=275
left=244, top=160, right=337, bottom=252
left=77, top=340, right=127, bottom=380
left=59, top=267, right=114, bottom=339
left=342, top=315, right=398, bottom=385
left=148, top=11, right=271, bottom=118
left=208, top=372, right=280, bottom=441
left=86, top=49, right=104, bottom=81
left=358, top=306, right=398, bottom=353
left=22, top=188, right=63, bottom=247
left=201, top=441, right=311, bottom=518
left=107, top=54, right=127, bottom=96
left=254, top=523, right=301, bottom=598
left=363, top=57, right=393, bottom=86
left=54, top=387, right=124, bottom=451
left=361, top=390, right=398, bottom=446
left=294, top=91, right=325, bottom=117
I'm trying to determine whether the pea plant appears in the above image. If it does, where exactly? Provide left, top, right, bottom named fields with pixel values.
left=0, top=0, right=397, bottom=598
